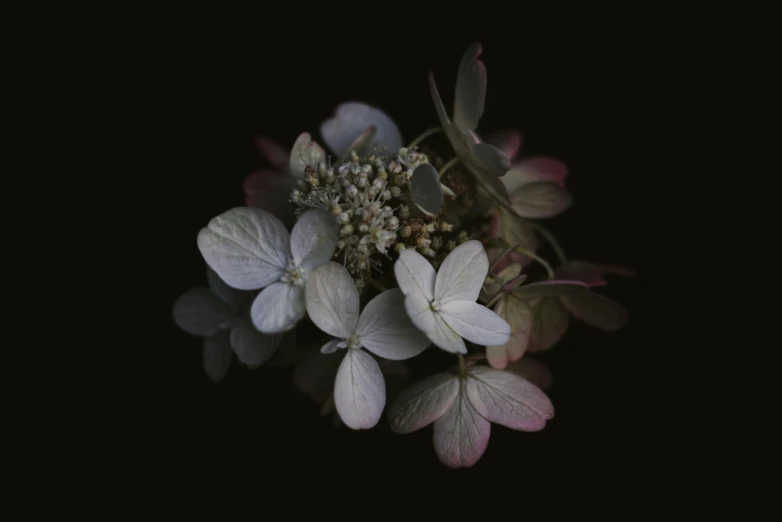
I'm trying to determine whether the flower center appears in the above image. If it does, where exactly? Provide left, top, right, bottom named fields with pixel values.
left=346, top=335, right=362, bottom=350
left=281, top=262, right=307, bottom=287
left=430, top=300, right=441, bottom=312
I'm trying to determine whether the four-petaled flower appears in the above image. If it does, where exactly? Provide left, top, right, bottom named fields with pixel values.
left=197, top=207, right=339, bottom=334
left=173, top=267, right=282, bottom=382
left=305, top=262, right=430, bottom=429
left=389, top=365, right=554, bottom=468
left=395, top=240, right=511, bottom=354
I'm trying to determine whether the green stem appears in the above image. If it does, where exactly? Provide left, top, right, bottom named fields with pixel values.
left=530, top=223, right=567, bottom=265
left=409, top=127, right=443, bottom=147
left=515, top=245, right=555, bottom=279
left=438, top=157, right=460, bottom=178
left=456, top=353, right=466, bottom=378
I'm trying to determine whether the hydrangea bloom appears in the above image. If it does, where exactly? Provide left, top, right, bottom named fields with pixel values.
left=176, top=41, right=634, bottom=469
left=197, top=207, right=339, bottom=333
left=388, top=365, right=553, bottom=468
left=305, top=262, right=430, bottom=429
left=395, top=240, right=511, bottom=354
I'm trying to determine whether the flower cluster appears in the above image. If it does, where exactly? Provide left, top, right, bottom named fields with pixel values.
left=173, top=42, right=633, bottom=468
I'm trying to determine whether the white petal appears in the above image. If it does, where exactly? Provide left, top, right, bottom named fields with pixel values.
left=410, top=164, right=444, bottom=216
left=305, top=262, right=360, bottom=339
left=250, top=282, right=306, bottom=334
left=203, top=331, right=233, bottom=383
left=486, top=294, right=533, bottom=369
left=197, top=207, right=290, bottom=290
left=387, top=372, right=459, bottom=434
left=560, top=292, right=628, bottom=331
left=404, top=293, right=466, bottom=354
left=433, top=382, right=490, bottom=469
left=357, top=289, right=431, bottom=360
left=511, top=181, right=572, bottom=219
left=173, top=288, right=233, bottom=337
left=439, top=300, right=511, bottom=347
left=511, top=280, right=589, bottom=300
left=453, top=42, right=487, bottom=132
left=289, top=132, right=326, bottom=178
left=466, top=366, right=554, bottom=431
left=527, top=297, right=569, bottom=353
left=434, top=240, right=489, bottom=304
left=290, top=208, right=339, bottom=272
left=320, top=339, right=343, bottom=354
left=229, top=321, right=281, bottom=367
left=334, top=348, right=385, bottom=430
left=394, top=248, right=436, bottom=301
left=320, top=102, right=403, bottom=157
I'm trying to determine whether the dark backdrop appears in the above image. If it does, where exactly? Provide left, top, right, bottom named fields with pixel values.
left=149, top=34, right=654, bottom=485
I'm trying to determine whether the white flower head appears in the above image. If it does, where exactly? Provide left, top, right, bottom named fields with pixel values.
left=197, top=207, right=339, bottom=334
left=173, top=268, right=282, bottom=382
left=394, top=240, right=511, bottom=354
left=305, top=262, right=431, bottom=430
left=388, top=366, right=554, bottom=468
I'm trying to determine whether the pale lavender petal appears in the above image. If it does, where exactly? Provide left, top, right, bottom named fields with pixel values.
left=250, top=282, right=306, bottom=334
left=334, top=348, right=385, bottom=430
left=290, top=208, right=339, bottom=272
left=394, top=248, right=436, bottom=301
left=438, top=300, right=512, bottom=347
left=320, top=102, right=403, bottom=157
left=357, top=289, right=431, bottom=360
left=404, top=293, right=466, bottom=354
left=434, top=240, right=489, bottom=304
left=229, top=321, right=282, bottom=368
left=305, top=262, right=360, bottom=339
left=433, top=383, right=491, bottom=469
left=197, top=207, right=290, bottom=290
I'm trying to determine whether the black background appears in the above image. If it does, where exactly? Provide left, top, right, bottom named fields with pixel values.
left=150, top=33, right=655, bottom=487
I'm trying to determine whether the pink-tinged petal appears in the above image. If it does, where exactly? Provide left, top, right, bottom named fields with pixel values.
left=527, top=297, right=569, bottom=353
left=243, top=170, right=297, bottom=226
left=485, top=294, right=533, bottom=369
left=466, top=366, right=554, bottom=431
left=388, top=372, right=459, bottom=434
left=485, top=129, right=522, bottom=162
left=433, top=382, right=491, bottom=469
left=501, top=157, right=569, bottom=196
left=510, top=181, right=572, bottom=219
left=560, top=292, right=628, bottom=331
left=255, top=136, right=289, bottom=171
left=555, top=260, right=636, bottom=288
left=487, top=247, right=528, bottom=275
left=507, top=356, right=554, bottom=391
